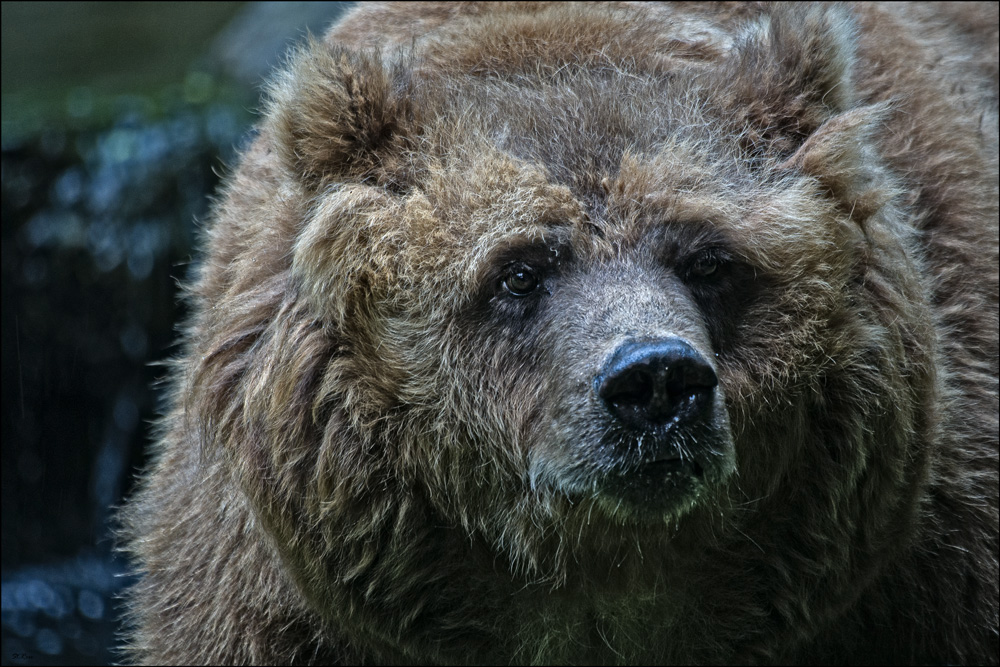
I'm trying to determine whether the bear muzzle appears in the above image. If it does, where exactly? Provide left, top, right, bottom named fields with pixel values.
left=590, top=336, right=732, bottom=514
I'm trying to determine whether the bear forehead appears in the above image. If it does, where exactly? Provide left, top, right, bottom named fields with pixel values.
left=417, top=61, right=731, bottom=175
left=407, top=142, right=745, bottom=246
left=308, top=143, right=822, bottom=306
left=386, top=77, right=754, bottom=243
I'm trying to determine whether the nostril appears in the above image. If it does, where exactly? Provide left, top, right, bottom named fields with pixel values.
left=605, top=367, right=654, bottom=405
left=597, top=338, right=717, bottom=428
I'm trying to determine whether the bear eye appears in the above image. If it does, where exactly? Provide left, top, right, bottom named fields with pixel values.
left=502, top=265, right=541, bottom=296
left=691, top=257, right=718, bottom=277
left=687, top=249, right=727, bottom=279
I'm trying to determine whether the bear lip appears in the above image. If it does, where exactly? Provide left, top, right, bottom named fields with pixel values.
left=643, top=456, right=704, bottom=479
left=593, top=444, right=715, bottom=516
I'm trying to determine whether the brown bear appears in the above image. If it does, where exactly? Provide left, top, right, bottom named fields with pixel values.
left=121, top=2, right=999, bottom=664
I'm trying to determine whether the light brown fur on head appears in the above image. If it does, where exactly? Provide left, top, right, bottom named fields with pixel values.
left=122, top=2, right=998, bottom=664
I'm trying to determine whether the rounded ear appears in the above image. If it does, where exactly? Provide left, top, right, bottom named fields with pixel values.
left=267, top=40, right=415, bottom=189
left=719, top=3, right=859, bottom=156
left=779, top=103, right=898, bottom=224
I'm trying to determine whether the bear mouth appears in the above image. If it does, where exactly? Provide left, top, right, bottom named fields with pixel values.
left=644, top=456, right=704, bottom=479
left=599, top=448, right=709, bottom=516
left=576, top=413, right=734, bottom=519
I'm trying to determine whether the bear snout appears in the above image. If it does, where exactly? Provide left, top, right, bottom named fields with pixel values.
left=579, top=337, right=732, bottom=514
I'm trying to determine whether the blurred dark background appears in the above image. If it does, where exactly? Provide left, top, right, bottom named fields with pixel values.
left=1, top=3, right=352, bottom=664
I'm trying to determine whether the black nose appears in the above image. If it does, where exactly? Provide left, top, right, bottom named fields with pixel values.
left=597, top=339, right=717, bottom=430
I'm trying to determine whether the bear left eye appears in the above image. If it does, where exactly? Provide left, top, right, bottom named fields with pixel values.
left=503, top=265, right=541, bottom=296
left=692, top=257, right=717, bottom=277
left=687, top=250, right=727, bottom=279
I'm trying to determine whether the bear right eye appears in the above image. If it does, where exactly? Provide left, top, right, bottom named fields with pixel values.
left=502, top=265, right=541, bottom=297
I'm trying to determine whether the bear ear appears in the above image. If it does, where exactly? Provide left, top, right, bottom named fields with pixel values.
left=779, top=103, right=897, bottom=223
left=719, top=4, right=897, bottom=221
left=267, top=40, right=415, bottom=189
left=719, top=3, right=858, bottom=157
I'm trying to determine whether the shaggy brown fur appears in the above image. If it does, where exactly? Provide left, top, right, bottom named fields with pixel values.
left=121, top=2, right=999, bottom=664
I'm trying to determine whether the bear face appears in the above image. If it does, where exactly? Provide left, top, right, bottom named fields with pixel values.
left=273, top=3, right=921, bottom=578
left=122, top=3, right=998, bottom=664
